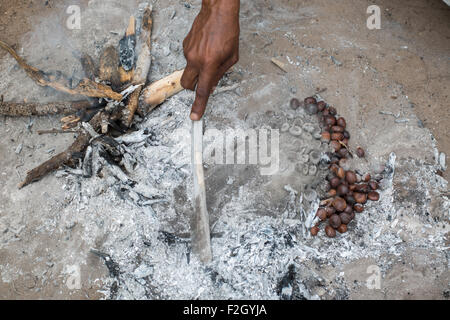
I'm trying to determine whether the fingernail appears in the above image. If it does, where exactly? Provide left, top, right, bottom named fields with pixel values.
left=190, top=112, right=201, bottom=121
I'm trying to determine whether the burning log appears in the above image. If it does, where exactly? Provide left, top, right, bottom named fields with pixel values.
left=0, top=40, right=122, bottom=101
left=141, top=69, right=184, bottom=113
left=125, top=5, right=153, bottom=127
left=80, top=53, right=98, bottom=81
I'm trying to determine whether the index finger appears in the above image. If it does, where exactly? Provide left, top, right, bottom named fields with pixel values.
left=190, top=68, right=216, bottom=121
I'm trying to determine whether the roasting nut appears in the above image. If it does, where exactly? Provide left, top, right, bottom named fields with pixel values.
left=290, top=98, right=301, bottom=110
left=310, top=226, right=319, bottom=236
left=356, top=147, right=365, bottom=158
left=332, top=197, right=347, bottom=212
left=325, top=225, right=336, bottom=238
left=316, top=208, right=327, bottom=221
left=337, top=224, right=348, bottom=234
left=368, top=191, right=380, bottom=201
left=345, top=171, right=357, bottom=184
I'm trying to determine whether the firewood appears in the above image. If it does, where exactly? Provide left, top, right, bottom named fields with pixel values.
left=80, top=53, right=98, bottom=81
left=125, top=5, right=153, bottom=127
left=99, top=46, right=121, bottom=91
left=0, top=100, right=90, bottom=117
left=18, top=111, right=104, bottom=189
left=0, top=40, right=122, bottom=101
left=141, top=69, right=184, bottom=113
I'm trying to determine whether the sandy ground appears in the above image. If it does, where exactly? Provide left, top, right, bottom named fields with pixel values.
left=0, top=0, right=449, bottom=299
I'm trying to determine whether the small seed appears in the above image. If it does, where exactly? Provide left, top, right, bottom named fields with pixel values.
left=368, top=191, right=380, bottom=201
left=363, top=173, right=371, bottom=182
left=354, top=183, right=370, bottom=193
left=316, top=208, right=327, bottom=221
left=354, top=192, right=367, bottom=204
left=329, top=214, right=342, bottom=229
left=332, top=197, right=347, bottom=212
left=337, top=224, right=348, bottom=234
left=325, top=225, right=336, bottom=238
left=345, top=171, right=357, bottom=184
left=310, top=226, right=320, bottom=236
left=330, top=177, right=340, bottom=188
left=336, top=117, right=346, bottom=128
left=330, top=164, right=339, bottom=175
left=356, top=147, right=365, bottom=158
left=290, top=98, right=301, bottom=110
left=353, top=204, right=364, bottom=213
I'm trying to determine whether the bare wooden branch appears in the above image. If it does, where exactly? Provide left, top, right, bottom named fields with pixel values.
left=126, top=5, right=153, bottom=126
left=0, top=100, right=90, bottom=117
left=0, top=40, right=122, bottom=101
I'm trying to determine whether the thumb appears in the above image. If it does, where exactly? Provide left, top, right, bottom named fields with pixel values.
left=190, top=69, right=215, bottom=121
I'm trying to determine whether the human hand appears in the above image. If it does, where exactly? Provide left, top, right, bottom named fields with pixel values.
left=181, top=0, right=240, bottom=120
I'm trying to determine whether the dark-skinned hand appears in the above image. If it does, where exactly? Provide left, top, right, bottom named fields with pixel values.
left=181, top=0, right=240, bottom=120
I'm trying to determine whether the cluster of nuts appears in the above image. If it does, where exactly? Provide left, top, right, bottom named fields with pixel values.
left=291, top=96, right=381, bottom=238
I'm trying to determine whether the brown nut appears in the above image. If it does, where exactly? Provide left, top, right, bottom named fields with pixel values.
left=337, top=184, right=349, bottom=196
left=340, top=212, right=352, bottom=224
left=331, top=132, right=344, bottom=141
left=325, top=225, right=336, bottom=238
left=332, top=197, right=347, bottom=212
left=353, top=204, right=364, bottom=213
left=290, top=98, right=301, bottom=110
left=324, top=115, right=337, bottom=126
left=328, top=189, right=337, bottom=197
left=304, top=97, right=317, bottom=105
left=321, top=131, right=331, bottom=142
left=337, top=167, right=345, bottom=179
left=354, top=192, right=367, bottom=204
left=368, top=191, right=380, bottom=201
left=330, top=177, right=341, bottom=188
left=329, top=214, right=342, bottom=229
left=310, top=226, right=320, bottom=236
left=343, top=131, right=350, bottom=139
left=331, top=125, right=344, bottom=133
left=325, top=206, right=336, bottom=217
left=337, top=148, right=349, bottom=158
left=356, top=147, right=365, bottom=158
left=369, top=181, right=379, bottom=190
left=306, top=103, right=319, bottom=115
left=330, top=140, right=341, bottom=152
left=345, top=171, right=357, bottom=184
left=363, top=173, right=371, bottom=182
left=345, top=195, right=356, bottom=206
left=317, top=101, right=326, bottom=111
left=337, top=224, right=348, bottom=234
left=328, top=106, right=337, bottom=116
left=316, top=208, right=327, bottom=221
left=344, top=205, right=353, bottom=214
left=354, top=183, right=370, bottom=193
left=336, top=117, right=346, bottom=129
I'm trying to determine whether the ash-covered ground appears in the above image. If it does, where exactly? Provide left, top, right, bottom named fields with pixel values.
left=0, top=0, right=449, bottom=299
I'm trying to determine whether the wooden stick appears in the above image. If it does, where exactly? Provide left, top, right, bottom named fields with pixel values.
left=141, top=69, right=184, bottom=112
left=99, top=46, right=122, bottom=91
left=191, top=119, right=212, bottom=263
left=18, top=110, right=104, bottom=189
left=126, top=5, right=153, bottom=126
left=0, top=40, right=122, bottom=101
left=0, top=100, right=90, bottom=117
left=118, top=16, right=137, bottom=84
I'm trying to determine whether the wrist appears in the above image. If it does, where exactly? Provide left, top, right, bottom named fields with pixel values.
left=202, top=0, right=240, bottom=14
